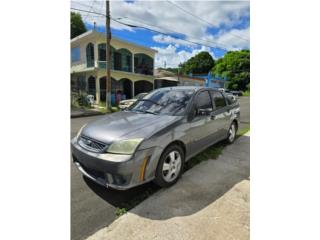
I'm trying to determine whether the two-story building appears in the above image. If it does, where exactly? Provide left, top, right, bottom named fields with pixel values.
left=71, top=30, right=157, bottom=105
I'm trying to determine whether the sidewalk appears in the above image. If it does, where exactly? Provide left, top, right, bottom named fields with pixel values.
left=87, top=132, right=250, bottom=240
left=71, top=107, right=103, bottom=118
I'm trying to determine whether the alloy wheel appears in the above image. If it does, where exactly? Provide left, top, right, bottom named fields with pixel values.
left=228, top=123, right=236, bottom=142
left=162, top=150, right=182, bottom=183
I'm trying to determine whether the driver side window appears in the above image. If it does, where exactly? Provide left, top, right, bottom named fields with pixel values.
left=195, top=91, right=213, bottom=116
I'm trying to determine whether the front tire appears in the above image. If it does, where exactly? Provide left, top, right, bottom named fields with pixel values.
left=226, top=121, right=237, bottom=143
left=154, top=144, right=185, bottom=188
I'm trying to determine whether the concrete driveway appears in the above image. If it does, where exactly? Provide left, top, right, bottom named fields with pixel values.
left=71, top=97, right=250, bottom=240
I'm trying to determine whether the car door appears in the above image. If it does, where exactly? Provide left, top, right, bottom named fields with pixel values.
left=210, top=90, right=231, bottom=140
left=188, top=90, right=217, bottom=154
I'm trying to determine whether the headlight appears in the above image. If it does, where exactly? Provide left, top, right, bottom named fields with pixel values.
left=76, top=124, right=87, bottom=139
left=107, top=138, right=143, bottom=155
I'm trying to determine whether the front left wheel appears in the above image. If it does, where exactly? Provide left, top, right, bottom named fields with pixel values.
left=226, top=121, right=237, bottom=143
left=153, top=144, right=185, bottom=188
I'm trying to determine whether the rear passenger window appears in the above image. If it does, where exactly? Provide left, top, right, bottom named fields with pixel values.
left=196, top=91, right=213, bottom=110
left=211, top=91, right=226, bottom=109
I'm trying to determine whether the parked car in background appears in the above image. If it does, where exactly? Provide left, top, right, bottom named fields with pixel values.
left=119, top=92, right=148, bottom=110
left=71, top=86, right=240, bottom=190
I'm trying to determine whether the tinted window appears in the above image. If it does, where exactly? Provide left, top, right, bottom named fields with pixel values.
left=212, top=91, right=226, bottom=109
left=128, top=89, right=194, bottom=116
left=196, top=91, right=213, bottom=110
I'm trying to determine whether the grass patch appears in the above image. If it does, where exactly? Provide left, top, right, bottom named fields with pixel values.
left=97, top=102, right=119, bottom=113
left=185, top=142, right=225, bottom=171
left=242, top=90, right=250, bottom=96
left=115, top=208, right=127, bottom=217
left=237, top=126, right=250, bottom=137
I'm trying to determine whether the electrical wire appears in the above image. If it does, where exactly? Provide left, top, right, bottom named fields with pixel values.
left=166, top=0, right=249, bottom=42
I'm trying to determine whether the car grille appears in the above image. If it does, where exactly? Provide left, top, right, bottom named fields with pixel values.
left=78, top=135, right=108, bottom=153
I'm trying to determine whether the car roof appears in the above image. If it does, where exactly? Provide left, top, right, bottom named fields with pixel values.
left=157, top=86, right=215, bottom=92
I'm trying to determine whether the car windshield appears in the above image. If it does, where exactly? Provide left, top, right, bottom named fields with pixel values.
left=127, top=89, right=195, bottom=116
left=133, top=93, right=147, bottom=100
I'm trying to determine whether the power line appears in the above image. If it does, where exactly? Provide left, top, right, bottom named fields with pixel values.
left=118, top=16, right=229, bottom=50
left=70, top=7, right=228, bottom=51
left=166, top=0, right=249, bottom=42
left=112, top=18, right=228, bottom=51
left=83, top=0, right=96, bottom=22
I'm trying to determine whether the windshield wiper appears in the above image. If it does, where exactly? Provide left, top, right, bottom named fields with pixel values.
left=133, top=109, right=158, bottom=115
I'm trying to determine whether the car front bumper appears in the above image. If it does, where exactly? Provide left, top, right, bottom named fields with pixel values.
left=71, top=137, right=162, bottom=190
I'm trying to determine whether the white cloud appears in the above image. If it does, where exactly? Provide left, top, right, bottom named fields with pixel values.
left=71, top=0, right=250, bottom=43
left=152, top=34, right=196, bottom=48
left=152, top=45, right=217, bottom=68
left=205, top=27, right=250, bottom=50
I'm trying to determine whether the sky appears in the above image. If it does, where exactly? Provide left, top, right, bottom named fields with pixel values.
left=71, top=0, right=250, bottom=68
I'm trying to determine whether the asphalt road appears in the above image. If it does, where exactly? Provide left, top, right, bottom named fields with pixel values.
left=71, top=96, right=250, bottom=240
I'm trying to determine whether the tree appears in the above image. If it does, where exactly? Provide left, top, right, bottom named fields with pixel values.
left=71, top=12, right=87, bottom=39
left=212, top=50, right=250, bottom=91
left=180, top=51, right=215, bottom=75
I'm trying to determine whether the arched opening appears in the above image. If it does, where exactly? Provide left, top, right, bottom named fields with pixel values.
left=134, top=80, right=153, bottom=95
left=98, top=44, right=115, bottom=69
left=119, top=78, right=133, bottom=99
left=86, top=43, right=94, bottom=68
left=115, top=48, right=132, bottom=72
left=87, top=76, right=96, bottom=99
left=134, top=53, right=154, bottom=75
left=99, top=77, right=117, bottom=104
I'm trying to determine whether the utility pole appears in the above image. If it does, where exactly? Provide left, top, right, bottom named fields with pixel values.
left=105, top=0, right=111, bottom=111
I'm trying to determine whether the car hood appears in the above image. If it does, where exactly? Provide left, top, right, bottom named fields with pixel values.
left=81, top=111, right=183, bottom=143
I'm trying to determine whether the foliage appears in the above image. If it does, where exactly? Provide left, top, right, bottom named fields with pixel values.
left=212, top=50, right=250, bottom=91
left=71, top=12, right=87, bottom=39
left=115, top=208, right=127, bottom=217
left=71, top=92, right=93, bottom=108
left=243, top=90, right=250, bottom=96
left=180, top=51, right=215, bottom=75
left=185, top=143, right=224, bottom=171
left=237, top=126, right=250, bottom=136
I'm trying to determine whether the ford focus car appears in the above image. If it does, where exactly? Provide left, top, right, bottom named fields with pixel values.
left=71, top=86, right=240, bottom=190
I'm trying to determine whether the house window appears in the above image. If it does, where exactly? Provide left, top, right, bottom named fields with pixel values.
left=134, top=53, right=154, bottom=75
left=71, top=47, right=80, bottom=62
left=86, top=43, right=94, bottom=67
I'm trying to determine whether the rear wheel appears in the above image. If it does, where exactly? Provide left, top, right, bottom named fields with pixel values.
left=227, top=122, right=237, bottom=143
left=154, top=144, right=184, bottom=188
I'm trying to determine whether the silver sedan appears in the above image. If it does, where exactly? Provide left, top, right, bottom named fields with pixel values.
left=71, top=86, right=240, bottom=190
